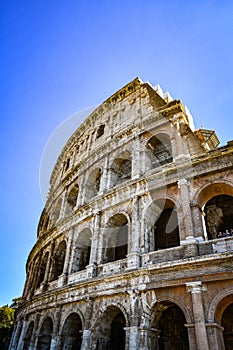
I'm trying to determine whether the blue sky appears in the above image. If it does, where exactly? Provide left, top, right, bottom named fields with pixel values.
left=1, top=0, right=233, bottom=306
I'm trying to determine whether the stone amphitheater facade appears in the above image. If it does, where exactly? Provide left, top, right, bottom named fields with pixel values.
left=10, top=78, right=233, bottom=350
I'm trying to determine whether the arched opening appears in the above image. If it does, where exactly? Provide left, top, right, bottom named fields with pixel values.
left=50, top=241, right=66, bottom=282
left=66, top=184, right=79, bottom=214
left=53, top=198, right=62, bottom=223
left=37, top=209, right=50, bottom=236
left=222, top=303, right=233, bottom=349
left=204, top=195, right=233, bottom=239
left=36, top=317, right=53, bottom=350
left=110, top=151, right=132, bottom=187
left=71, top=229, right=92, bottom=273
left=146, top=134, right=173, bottom=169
left=36, top=252, right=49, bottom=289
left=85, top=168, right=102, bottom=203
left=96, top=306, right=126, bottom=350
left=104, top=214, right=128, bottom=263
left=60, top=313, right=82, bottom=350
left=152, top=302, right=189, bottom=350
left=145, top=199, right=180, bottom=251
left=22, top=321, right=34, bottom=350
left=96, top=124, right=105, bottom=139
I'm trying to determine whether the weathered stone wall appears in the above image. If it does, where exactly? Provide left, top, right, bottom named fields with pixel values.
left=10, top=78, right=233, bottom=350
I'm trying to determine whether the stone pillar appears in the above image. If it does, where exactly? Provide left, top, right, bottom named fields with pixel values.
left=124, top=326, right=139, bottom=350
left=59, top=188, right=68, bottom=220
left=28, top=312, right=41, bottom=350
left=77, top=172, right=86, bottom=207
left=190, top=204, right=205, bottom=241
left=16, top=318, right=28, bottom=350
left=132, top=136, right=141, bottom=179
left=50, top=306, right=62, bottom=350
left=127, top=196, right=141, bottom=270
left=89, top=212, right=101, bottom=265
left=61, top=227, right=74, bottom=285
left=185, top=324, right=196, bottom=350
left=8, top=320, right=21, bottom=350
left=206, top=323, right=225, bottom=350
left=186, top=281, right=209, bottom=350
left=99, top=156, right=109, bottom=193
left=44, top=239, right=55, bottom=287
left=81, top=329, right=91, bottom=350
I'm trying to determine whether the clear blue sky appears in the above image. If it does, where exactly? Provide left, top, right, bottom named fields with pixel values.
left=1, top=0, right=233, bottom=306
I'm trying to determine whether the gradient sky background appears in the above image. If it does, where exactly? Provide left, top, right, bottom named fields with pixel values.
left=1, top=0, right=233, bottom=306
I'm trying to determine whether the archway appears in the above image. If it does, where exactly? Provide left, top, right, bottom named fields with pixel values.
left=60, top=313, right=82, bottom=350
left=104, top=214, right=128, bottom=263
left=36, top=252, right=49, bottom=289
left=71, top=229, right=92, bottom=273
left=110, top=151, right=132, bottom=187
left=22, top=321, right=34, bottom=350
left=146, top=134, right=173, bottom=169
left=52, top=198, right=62, bottom=223
left=50, top=240, right=66, bottom=282
left=96, top=306, right=126, bottom=350
left=66, top=184, right=79, bottom=214
left=85, top=168, right=102, bottom=203
left=36, top=317, right=53, bottom=350
left=152, top=302, right=189, bottom=350
left=204, top=194, right=233, bottom=239
left=222, top=303, right=233, bottom=349
left=145, top=199, right=180, bottom=251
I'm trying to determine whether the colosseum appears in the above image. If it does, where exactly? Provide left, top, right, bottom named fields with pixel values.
left=10, top=77, right=233, bottom=350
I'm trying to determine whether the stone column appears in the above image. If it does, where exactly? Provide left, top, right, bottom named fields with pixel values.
left=89, top=212, right=101, bottom=265
left=59, top=188, right=68, bottom=220
left=186, top=281, right=209, bottom=350
left=8, top=320, right=21, bottom=350
left=50, top=306, right=62, bottom=350
left=99, top=156, right=109, bottom=193
left=81, top=329, right=91, bottom=350
left=190, top=204, right=205, bottom=241
left=62, top=227, right=74, bottom=285
left=28, top=312, right=41, bottom=350
left=44, top=239, right=55, bottom=287
left=127, top=196, right=141, bottom=270
left=132, top=136, right=141, bottom=179
left=16, top=318, right=28, bottom=350
left=77, top=172, right=86, bottom=207
left=124, top=326, right=139, bottom=350
left=206, top=323, right=225, bottom=350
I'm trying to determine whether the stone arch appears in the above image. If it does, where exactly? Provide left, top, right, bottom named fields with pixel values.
left=103, top=213, right=129, bottom=263
left=71, top=228, right=92, bottom=273
left=52, top=197, right=62, bottom=224
left=194, top=182, right=233, bottom=239
left=49, top=240, right=66, bottom=282
left=208, top=288, right=233, bottom=323
left=66, top=183, right=79, bottom=214
left=150, top=295, right=192, bottom=324
left=151, top=298, right=190, bottom=350
left=84, top=168, right=102, bottom=203
left=94, top=304, right=129, bottom=350
left=36, top=317, right=53, bottom=350
left=146, top=132, right=173, bottom=170
left=36, top=251, right=49, bottom=289
left=110, top=150, right=132, bottom=187
left=22, top=321, right=34, bottom=350
left=37, top=209, right=50, bottom=237
left=194, top=181, right=233, bottom=209
left=60, top=312, right=83, bottom=350
left=143, top=198, right=180, bottom=252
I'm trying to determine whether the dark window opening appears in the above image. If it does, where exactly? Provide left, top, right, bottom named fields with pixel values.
left=96, top=124, right=105, bottom=139
left=204, top=195, right=233, bottom=239
left=154, top=207, right=180, bottom=250
left=222, top=303, right=233, bottom=350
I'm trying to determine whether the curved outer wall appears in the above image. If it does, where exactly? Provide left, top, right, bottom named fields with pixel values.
left=10, top=78, right=233, bottom=350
